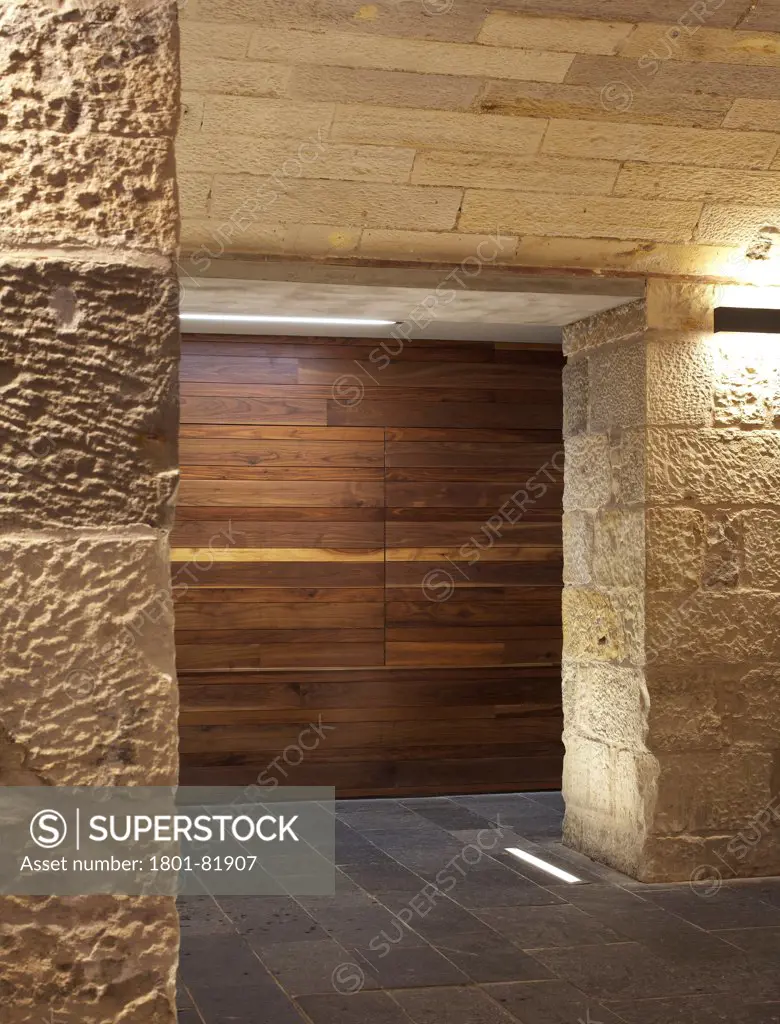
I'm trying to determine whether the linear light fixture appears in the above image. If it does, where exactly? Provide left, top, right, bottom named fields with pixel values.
left=180, top=313, right=399, bottom=326
left=506, top=847, right=581, bottom=884
left=714, top=307, right=780, bottom=334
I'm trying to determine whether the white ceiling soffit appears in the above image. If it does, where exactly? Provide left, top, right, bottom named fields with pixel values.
left=178, top=263, right=643, bottom=343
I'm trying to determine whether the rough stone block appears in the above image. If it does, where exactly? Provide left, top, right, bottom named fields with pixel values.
left=563, top=434, right=611, bottom=511
left=588, top=336, right=646, bottom=432
left=615, top=161, right=780, bottom=205
left=287, top=65, right=481, bottom=111
left=562, top=299, right=646, bottom=357
left=646, top=334, right=714, bottom=426
left=0, top=132, right=176, bottom=254
left=742, top=509, right=780, bottom=589
left=479, top=12, right=634, bottom=54
left=611, top=429, right=646, bottom=505
left=647, top=591, right=780, bottom=665
left=646, top=428, right=780, bottom=506
left=411, top=151, right=620, bottom=194
left=562, top=356, right=588, bottom=439
left=0, top=532, right=178, bottom=786
left=564, top=662, right=648, bottom=751
left=592, top=509, right=645, bottom=588
left=562, top=586, right=643, bottom=664
left=562, top=511, right=593, bottom=585
left=645, top=665, right=731, bottom=751
left=0, top=1, right=178, bottom=137
left=712, top=335, right=780, bottom=427
left=645, top=279, right=716, bottom=331
left=0, top=259, right=179, bottom=530
left=655, top=748, right=774, bottom=834
left=722, top=666, right=780, bottom=746
left=646, top=507, right=706, bottom=591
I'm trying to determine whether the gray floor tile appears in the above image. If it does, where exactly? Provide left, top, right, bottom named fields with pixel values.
left=218, top=896, right=327, bottom=944
left=713, top=925, right=780, bottom=952
left=485, top=979, right=624, bottom=1024
left=642, top=887, right=780, bottom=930
left=192, top=983, right=306, bottom=1023
left=476, top=904, right=624, bottom=948
left=605, top=995, right=780, bottom=1023
left=429, top=930, right=555, bottom=983
left=297, top=990, right=415, bottom=1024
left=180, top=934, right=269, bottom=988
left=256, top=938, right=379, bottom=996
left=342, top=857, right=428, bottom=894
left=356, top=943, right=470, bottom=988
left=392, top=985, right=518, bottom=1023
left=178, top=896, right=236, bottom=936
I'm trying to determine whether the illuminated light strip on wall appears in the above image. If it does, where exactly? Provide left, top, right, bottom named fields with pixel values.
left=714, top=307, right=780, bottom=334
left=506, top=847, right=581, bottom=884
left=180, top=314, right=400, bottom=326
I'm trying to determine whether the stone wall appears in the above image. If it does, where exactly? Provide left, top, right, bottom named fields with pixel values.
left=562, top=280, right=780, bottom=882
left=177, top=0, right=780, bottom=280
left=0, top=2, right=181, bottom=1020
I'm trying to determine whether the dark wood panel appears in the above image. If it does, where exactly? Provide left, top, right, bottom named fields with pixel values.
left=175, top=334, right=563, bottom=796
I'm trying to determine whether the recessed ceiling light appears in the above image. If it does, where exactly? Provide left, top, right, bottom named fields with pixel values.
left=506, top=847, right=581, bottom=884
left=179, top=314, right=399, bottom=326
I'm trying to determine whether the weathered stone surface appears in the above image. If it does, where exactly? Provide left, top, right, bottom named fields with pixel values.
left=0, top=259, right=179, bottom=530
left=722, top=665, right=780, bottom=746
left=563, top=434, right=611, bottom=510
left=564, top=662, right=648, bottom=751
left=646, top=507, right=706, bottom=591
left=1, top=895, right=179, bottom=1023
left=562, top=586, right=643, bottom=663
left=646, top=428, right=780, bottom=506
left=0, top=533, right=178, bottom=785
left=0, top=132, right=176, bottom=254
left=645, top=666, right=729, bottom=752
left=592, top=509, right=644, bottom=588
left=0, top=1, right=179, bottom=138
left=647, top=591, right=780, bottom=664
left=562, top=299, right=646, bottom=357
left=588, top=337, right=645, bottom=432
left=610, top=429, right=646, bottom=505
left=562, top=356, right=588, bottom=439
left=646, top=334, right=715, bottom=427
left=712, top=336, right=780, bottom=427
left=562, top=510, right=593, bottom=585
left=655, top=748, right=774, bottom=834
left=645, top=280, right=716, bottom=331
left=742, top=509, right=780, bottom=589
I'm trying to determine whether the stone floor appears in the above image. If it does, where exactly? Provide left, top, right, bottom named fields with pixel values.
left=178, top=793, right=780, bottom=1023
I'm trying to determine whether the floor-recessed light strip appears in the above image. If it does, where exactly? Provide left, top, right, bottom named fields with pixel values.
left=506, top=848, right=581, bottom=884
left=180, top=314, right=399, bottom=326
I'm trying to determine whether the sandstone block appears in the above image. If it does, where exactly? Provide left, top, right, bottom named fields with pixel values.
left=646, top=334, right=714, bottom=426
left=722, top=666, right=780, bottom=746
left=210, top=178, right=462, bottom=231
left=179, top=172, right=213, bottom=220
left=0, top=259, right=178, bottom=530
left=618, top=23, right=780, bottom=68
left=646, top=507, right=706, bottom=591
left=615, top=161, right=780, bottom=205
left=459, top=191, right=702, bottom=243
left=565, top=662, right=648, bottom=751
left=645, top=665, right=729, bottom=751
left=712, top=336, right=779, bottom=427
left=481, top=79, right=732, bottom=128
left=563, top=434, right=611, bottom=510
left=201, top=96, right=334, bottom=139
left=179, top=18, right=252, bottom=59
left=645, top=279, right=716, bottom=330
left=542, top=119, right=779, bottom=170
left=562, top=586, right=643, bottom=663
left=646, top=428, right=780, bottom=505
left=742, top=510, right=780, bottom=589
left=0, top=132, right=176, bottom=255
left=655, top=748, right=774, bottom=833
left=647, top=590, right=780, bottom=664
left=611, top=429, right=647, bottom=505
left=247, top=26, right=574, bottom=81
left=286, top=66, right=480, bottom=111
left=1, top=895, right=178, bottom=1023
left=563, top=299, right=646, bottom=357
left=332, top=105, right=547, bottom=155
left=0, top=533, right=178, bottom=785
left=479, top=13, right=634, bottom=54
left=181, top=220, right=361, bottom=259
left=592, top=509, right=645, bottom=588
left=588, top=336, right=645, bottom=432
left=412, top=151, right=619, bottom=193
left=562, top=510, right=593, bottom=585
left=562, top=356, right=589, bottom=438
left=181, top=57, right=291, bottom=97
left=725, top=97, right=780, bottom=131
left=0, top=1, right=178, bottom=137
left=358, top=229, right=518, bottom=262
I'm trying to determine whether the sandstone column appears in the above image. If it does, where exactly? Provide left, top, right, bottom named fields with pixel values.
left=1, top=2, right=181, bottom=1020
left=562, top=280, right=780, bottom=883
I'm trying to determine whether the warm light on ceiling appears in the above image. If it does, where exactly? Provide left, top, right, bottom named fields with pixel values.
left=505, top=847, right=581, bottom=884
left=179, top=314, right=400, bottom=326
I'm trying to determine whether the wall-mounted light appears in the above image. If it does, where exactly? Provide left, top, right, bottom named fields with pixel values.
left=180, top=314, right=400, bottom=327
left=714, top=306, right=780, bottom=334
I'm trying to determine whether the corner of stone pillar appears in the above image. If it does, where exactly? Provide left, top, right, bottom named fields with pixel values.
left=562, top=275, right=780, bottom=884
